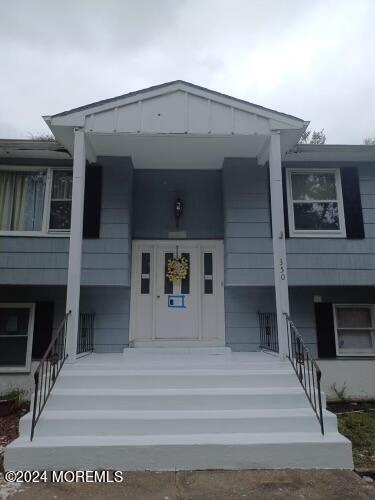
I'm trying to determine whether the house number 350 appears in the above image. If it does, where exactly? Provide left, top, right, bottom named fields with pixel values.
left=279, top=258, right=286, bottom=280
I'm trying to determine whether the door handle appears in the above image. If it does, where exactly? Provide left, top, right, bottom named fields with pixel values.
left=156, top=295, right=161, bottom=299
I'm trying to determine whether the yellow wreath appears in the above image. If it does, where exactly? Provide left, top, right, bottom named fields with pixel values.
left=166, top=256, right=189, bottom=283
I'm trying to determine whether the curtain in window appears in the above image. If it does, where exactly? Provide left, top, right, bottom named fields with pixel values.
left=0, top=171, right=46, bottom=231
left=0, top=172, right=14, bottom=229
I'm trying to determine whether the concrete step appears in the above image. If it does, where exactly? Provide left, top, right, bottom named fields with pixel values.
left=123, top=347, right=232, bottom=356
left=5, top=432, right=353, bottom=470
left=46, top=387, right=310, bottom=411
left=20, top=408, right=338, bottom=437
left=57, top=369, right=299, bottom=389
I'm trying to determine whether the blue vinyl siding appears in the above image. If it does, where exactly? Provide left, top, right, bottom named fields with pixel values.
left=225, top=286, right=275, bottom=351
left=132, top=169, right=223, bottom=239
left=223, top=160, right=273, bottom=286
left=223, top=161, right=375, bottom=286
left=0, top=159, right=132, bottom=286
left=80, top=286, right=130, bottom=352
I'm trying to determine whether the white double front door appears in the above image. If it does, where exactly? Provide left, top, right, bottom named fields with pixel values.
left=130, top=240, right=225, bottom=346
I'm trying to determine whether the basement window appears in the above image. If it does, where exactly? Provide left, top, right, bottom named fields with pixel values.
left=333, top=304, right=375, bottom=356
left=0, top=303, right=35, bottom=372
left=286, top=168, right=346, bottom=237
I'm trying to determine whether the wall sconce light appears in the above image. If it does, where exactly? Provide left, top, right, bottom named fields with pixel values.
left=175, top=198, right=183, bottom=227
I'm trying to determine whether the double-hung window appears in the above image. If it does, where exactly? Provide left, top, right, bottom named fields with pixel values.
left=49, top=170, right=73, bottom=231
left=286, top=168, right=346, bottom=237
left=334, top=304, right=375, bottom=356
left=0, top=167, right=72, bottom=235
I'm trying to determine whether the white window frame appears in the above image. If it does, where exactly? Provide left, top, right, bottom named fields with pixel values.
left=0, top=166, right=72, bottom=237
left=0, top=303, right=35, bottom=372
left=333, top=304, right=375, bottom=357
left=286, top=168, right=346, bottom=238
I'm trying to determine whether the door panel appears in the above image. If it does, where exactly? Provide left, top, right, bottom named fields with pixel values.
left=154, top=247, right=199, bottom=339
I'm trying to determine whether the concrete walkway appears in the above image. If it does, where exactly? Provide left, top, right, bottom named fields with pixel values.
left=0, top=470, right=374, bottom=499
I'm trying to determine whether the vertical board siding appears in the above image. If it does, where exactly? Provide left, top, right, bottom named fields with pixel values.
left=0, top=159, right=132, bottom=286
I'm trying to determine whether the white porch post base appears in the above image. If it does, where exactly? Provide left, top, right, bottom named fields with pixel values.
left=269, top=132, right=290, bottom=358
left=66, top=128, right=86, bottom=363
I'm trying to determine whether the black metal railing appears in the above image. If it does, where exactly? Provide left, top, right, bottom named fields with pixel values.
left=30, top=311, right=71, bottom=441
left=77, top=313, right=95, bottom=355
left=258, top=312, right=279, bottom=353
left=284, top=313, right=324, bottom=435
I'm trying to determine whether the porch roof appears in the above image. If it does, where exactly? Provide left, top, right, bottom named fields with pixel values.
left=44, top=81, right=308, bottom=167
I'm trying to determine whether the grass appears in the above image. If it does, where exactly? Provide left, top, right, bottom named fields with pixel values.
left=337, top=411, right=375, bottom=468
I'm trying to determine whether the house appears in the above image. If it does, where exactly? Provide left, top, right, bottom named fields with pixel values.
left=2, top=81, right=375, bottom=470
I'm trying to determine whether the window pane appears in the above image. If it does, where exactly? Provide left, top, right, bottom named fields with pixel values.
left=0, top=308, right=30, bottom=335
left=204, top=253, right=213, bottom=295
left=52, top=171, right=72, bottom=199
left=164, top=253, right=173, bottom=294
left=141, top=252, right=150, bottom=294
left=0, top=171, right=46, bottom=231
left=181, top=253, right=190, bottom=294
left=291, top=173, right=337, bottom=201
left=0, top=337, right=28, bottom=366
left=293, top=202, right=339, bottom=230
left=49, top=201, right=71, bottom=230
left=337, top=330, right=373, bottom=351
left=336, top=307, right=372, bottom=328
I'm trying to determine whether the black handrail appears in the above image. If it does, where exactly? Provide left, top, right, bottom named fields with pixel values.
left=258, top=312, right=278, bottom=353
left=77, top=313, right=95, bottom=355
left=30, top=311, right=71, bottom=441
left=284, top=312, right=324, bottom=435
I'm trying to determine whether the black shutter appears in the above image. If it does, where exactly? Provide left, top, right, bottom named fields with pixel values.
left=315, top=303, right=336, bottom=358
left=32, top=302, right=55, bottom=359
left=282, top=168, right=289, bottom=238
left=83, top=164, right=102, bottom=239
left=341, top=167, right=364, bottom=239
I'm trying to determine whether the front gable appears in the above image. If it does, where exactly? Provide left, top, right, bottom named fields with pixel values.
left=46, top=80, right=306, bottom=135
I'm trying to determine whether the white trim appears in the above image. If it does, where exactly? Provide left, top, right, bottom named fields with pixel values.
left=65, top=129, right=86, bottom=362
left=333, top=303, right=375, bottom=357
left=0, top=166, right=72, bottom=237
left=0, top=303, right=35, bottom=373
left=286, top=167, right=346, bottom=238
left=269, top=133, right=290, bottom=357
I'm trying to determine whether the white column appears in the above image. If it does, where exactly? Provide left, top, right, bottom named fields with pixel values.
left=65, top=128, right=86, bottom=362
left=269, top=132, right=290, bottom=357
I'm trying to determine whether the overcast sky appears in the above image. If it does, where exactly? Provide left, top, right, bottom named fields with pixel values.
left=0, top=0, right=374, bottom=143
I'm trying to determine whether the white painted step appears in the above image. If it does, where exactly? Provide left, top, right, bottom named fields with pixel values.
left=46, top=387, right=310, bottom=411
left=20, top=408, right=338, bottom=437
left=5, top=432, right=353, bottom=470
left=57, top=369, right=298, bottom=389
left=123, top=347, right=231, bottom=356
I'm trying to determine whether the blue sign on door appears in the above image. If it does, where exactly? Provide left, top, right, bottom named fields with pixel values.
left=167, top=295, right=186, bottom=308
